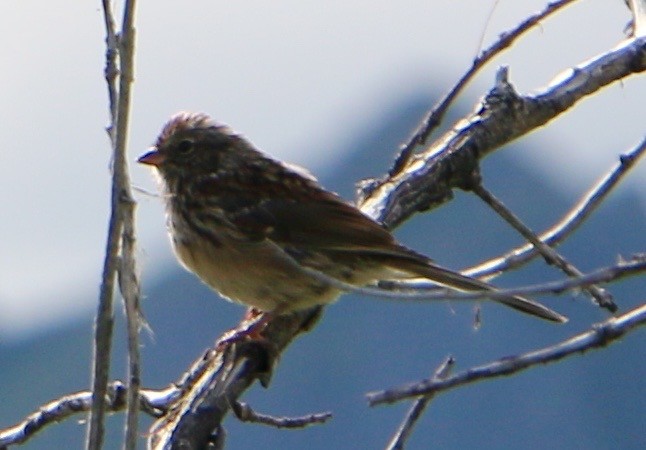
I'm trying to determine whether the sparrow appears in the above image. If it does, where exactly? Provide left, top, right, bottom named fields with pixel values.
left=138, top=112, right=567, bottom=325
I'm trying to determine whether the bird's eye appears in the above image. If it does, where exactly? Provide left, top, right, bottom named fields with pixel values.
left=176, top=139, right=194, bottom=155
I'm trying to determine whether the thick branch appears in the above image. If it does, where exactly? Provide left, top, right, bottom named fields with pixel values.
left=390, top=0, right=580, bottom=176
left=147, top=309, right=322, bottom=449
left=359, top=36, right=646, bottom=228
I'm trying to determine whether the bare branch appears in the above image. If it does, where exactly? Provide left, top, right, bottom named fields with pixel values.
left=359, top=36, right=646, bottom=228
left=471, top=182, right=616, bottom=311
left=0, top=382, right=170, bottom=448
left=389, top=0, right=581, bottom=176
left=367, top=303, right=646, bottom=406
left=385, top=356, right=455, bottom=450
left=464, top=136, right=646, bottom=278
left=88, top=2, right=121, bottom=446
left=115, top=3, right=141, bottom=449
left=232, top=401, right=332, bottom=429
left=147, top=309, right=322, bottom=449
left=101, top=0, right=118, bottom=140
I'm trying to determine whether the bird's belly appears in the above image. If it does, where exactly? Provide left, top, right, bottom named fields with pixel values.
left=172, top=236, right=340, bottom=312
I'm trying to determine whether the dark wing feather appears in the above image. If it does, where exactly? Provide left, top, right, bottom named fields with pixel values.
left=231, top=193, right=398, bottom=250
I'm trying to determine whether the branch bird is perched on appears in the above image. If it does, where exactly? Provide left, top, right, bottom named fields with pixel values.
left=138, top=112, right=567, bottom=328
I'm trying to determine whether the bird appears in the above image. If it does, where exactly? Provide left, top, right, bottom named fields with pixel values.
left=138, top=112, right=567, bottom=329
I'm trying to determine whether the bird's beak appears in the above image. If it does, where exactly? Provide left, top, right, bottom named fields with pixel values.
left=138, top=148, right=165, bottom=166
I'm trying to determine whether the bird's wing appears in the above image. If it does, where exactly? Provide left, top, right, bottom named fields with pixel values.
left=230, top=193, right=567, bottom=322
left=192, top=172, right=567, bottom=323
left=225, top=190, right=404, bottom=251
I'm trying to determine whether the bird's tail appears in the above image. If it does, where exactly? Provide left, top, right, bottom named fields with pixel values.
left=385, top=257, right=567, bottom=323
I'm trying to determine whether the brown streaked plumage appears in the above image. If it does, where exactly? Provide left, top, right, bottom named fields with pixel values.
left=138, top=112, right=567, bottom=324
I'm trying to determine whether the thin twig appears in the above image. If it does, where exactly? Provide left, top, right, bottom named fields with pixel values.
left=115, top=2, right=140, bottom=448
left=367, top=303, right=646, bottom=406
left=301, top=257, right=645, bottom=303
left=120, top=216, right=142, bottom=450
left=385, top=356, right=455, bottom=450
left=381, top=137, right=646, bottom=300
left=88, top=2, right=121, bottom=448
left=102, top=0, right=119, bottom=141
left=471, top=183, right=617, bottom=312
left=463, top=137, right=646, bottom=278
left=389, top=0, right=580, bottom=176
left=232, top=401, right=332, bottom=429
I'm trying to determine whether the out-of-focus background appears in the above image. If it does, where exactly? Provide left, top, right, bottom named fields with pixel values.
left=1, top=1, right=645, bottom=449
